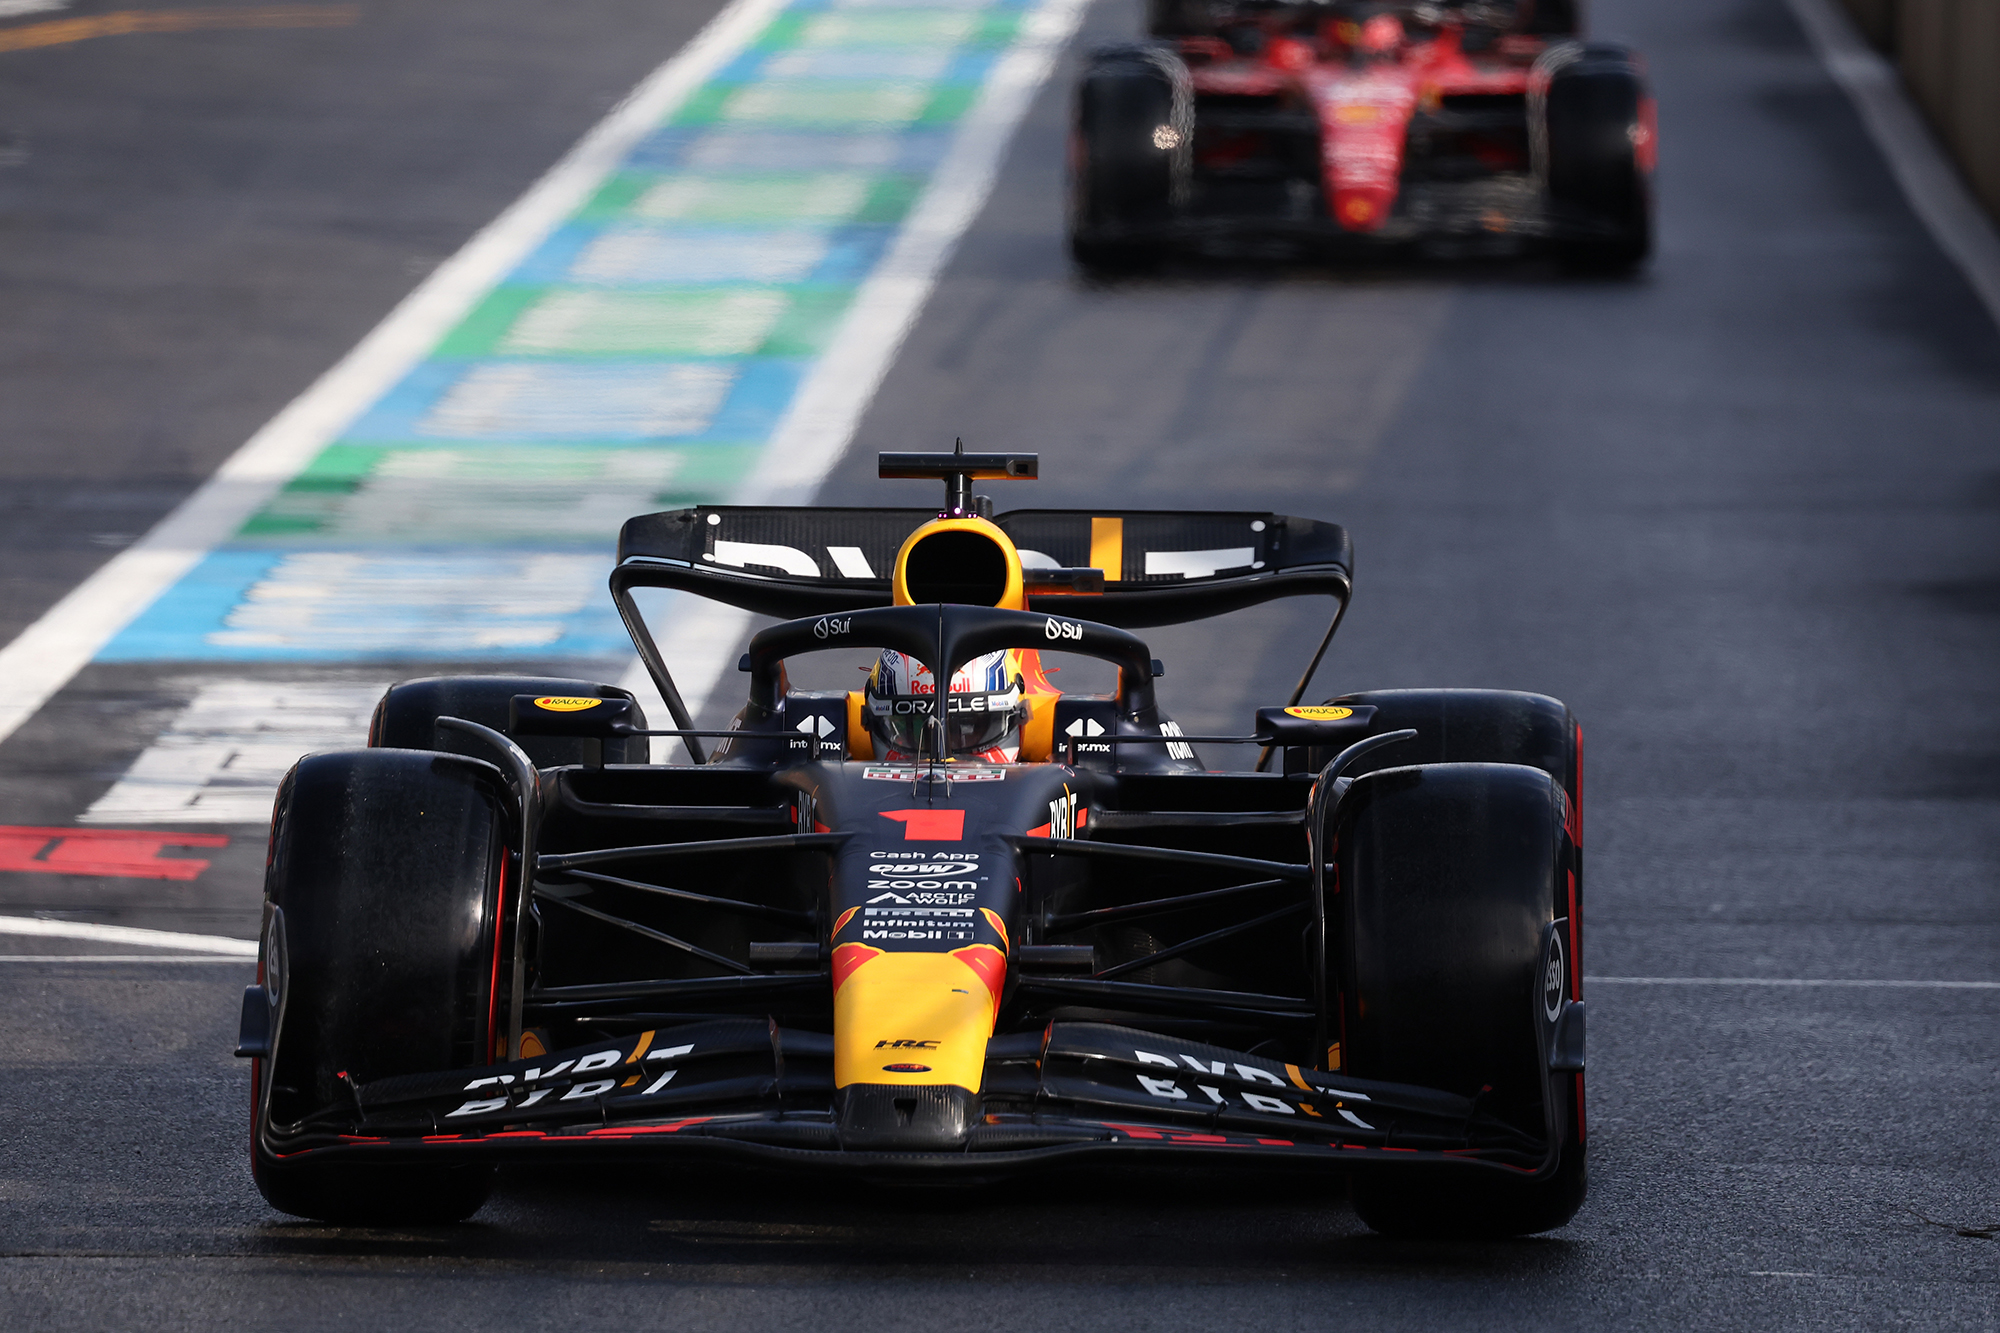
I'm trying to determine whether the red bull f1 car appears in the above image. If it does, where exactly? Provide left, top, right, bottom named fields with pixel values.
left=1067, top=0, right=1655, bottom=268
left=239, top=449, right=1589, bottom=1237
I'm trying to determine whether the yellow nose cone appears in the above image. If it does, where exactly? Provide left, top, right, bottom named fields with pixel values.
left=832, top=946, right=1005, bottom=1091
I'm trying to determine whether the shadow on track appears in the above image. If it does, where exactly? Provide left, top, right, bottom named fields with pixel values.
left=240, top=1161, right=1584, bottom=1280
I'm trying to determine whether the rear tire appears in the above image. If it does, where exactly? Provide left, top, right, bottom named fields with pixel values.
left=1333, top=762, right=1585, bottom=1238
left=1534, top=42, right=1654, bottom=271
left=1319, top=688, right=1580, bottom=797
left=370, top=675, right=648, bottom=767
left=1069, top=45, right=1188, bottom=273
left=251, top=749, right=508, bottom=1224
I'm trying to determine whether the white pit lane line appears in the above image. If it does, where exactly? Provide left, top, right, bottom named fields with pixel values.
left=617, top=0, right=1096, bottom=755
left=0, top=915, right=257, bottom=955
left=0, top=0, right=1094, bottom=778
left=81, top=678, right=389, bottom=825
left=1785, top=0, right=2000, bottom=332
left=0, top=956, right=253, bottom=963
left=0, top=0, right=792, bottom=750
left=1589, top=976, right=2000, bottom=990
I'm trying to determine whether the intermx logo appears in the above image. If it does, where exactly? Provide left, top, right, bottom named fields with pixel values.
left=1062, top=716, right=1111, bottom=755
left=787, top=711, right=841, bottom=755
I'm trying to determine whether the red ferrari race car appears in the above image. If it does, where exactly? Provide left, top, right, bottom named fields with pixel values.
left=1067, top=0, right=1655, bottom=268
left=238, top=450, right=1588, bottom=1237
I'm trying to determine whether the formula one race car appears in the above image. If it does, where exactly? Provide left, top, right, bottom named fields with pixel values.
left=238, top=449, right=1588, bottom=1238
left=1067, top=0, right=1654, bottom=268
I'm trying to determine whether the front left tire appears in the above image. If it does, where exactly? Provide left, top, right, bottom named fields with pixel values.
left=370, top=674, right=649, bottom=768
left=251, top=748, right=508, bottom=1224
left=1534, top=42, right=1655, bottom=271
left=1069, top=45, right=1190, bottom=272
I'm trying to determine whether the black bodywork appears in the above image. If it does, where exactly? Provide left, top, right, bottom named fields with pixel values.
left=244, top=472, right=1586, bottom=1235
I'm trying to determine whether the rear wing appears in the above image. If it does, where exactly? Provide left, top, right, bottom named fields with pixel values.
left=613, top=506, right=1352, bottom=628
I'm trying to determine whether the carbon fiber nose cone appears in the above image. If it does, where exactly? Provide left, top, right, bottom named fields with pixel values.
left=835, top=1084, right=974, bottom=1150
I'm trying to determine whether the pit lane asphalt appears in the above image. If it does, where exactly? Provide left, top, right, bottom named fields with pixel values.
left=4, top=0, right=2000, bottom=1327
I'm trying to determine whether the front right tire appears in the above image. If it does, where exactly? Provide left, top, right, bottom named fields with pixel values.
left=1332, top=760, right=1586, bottom=1237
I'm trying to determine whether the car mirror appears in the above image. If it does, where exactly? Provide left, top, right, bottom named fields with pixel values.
left=507, top=694, right=638, bottom=739
left=1253, top=703, right=1376, bottom=746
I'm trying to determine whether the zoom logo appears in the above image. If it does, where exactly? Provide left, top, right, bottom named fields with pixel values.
left=1045, top=617, right=1083, bottom=642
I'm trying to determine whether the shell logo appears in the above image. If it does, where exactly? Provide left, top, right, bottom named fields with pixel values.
left=1334, top=104, right=1379, bottom=125
left=534, top=696, right=603, bottom=712
left=1285, top=705, right=1354, bottom=721
left=1340, top=197, right=1376, bottom=225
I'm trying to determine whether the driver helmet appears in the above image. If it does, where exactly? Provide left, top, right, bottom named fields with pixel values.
left=864, top=649, right=1025, bottom=763
left=1357, top=12, right=1403, bottom=54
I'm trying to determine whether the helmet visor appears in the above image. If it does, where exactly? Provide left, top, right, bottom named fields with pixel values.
left=867, top=686, right=1022, bottom=757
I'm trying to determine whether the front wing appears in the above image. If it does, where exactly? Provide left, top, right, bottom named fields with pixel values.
left=262, top=1021, right=1555, bottom=1179
left=1093, top=179, right=1633, bottom=250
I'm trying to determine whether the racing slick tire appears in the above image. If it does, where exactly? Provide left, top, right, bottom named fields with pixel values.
left=1317, top=688, right=1586, bottom=1136
left=1310, top=689, right=1583, bottom=883
left=1533, top=42, right=1654, bottom=271
left=370, top=675, right=649, bottom=768
left=1332, top=761, right=1585, bottom=1237
left=1069, top=45, right=1189, bottom=273
left=251, top=749, right=508, bottom=1224
left=1317, top=688, right=1580, bottom=802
